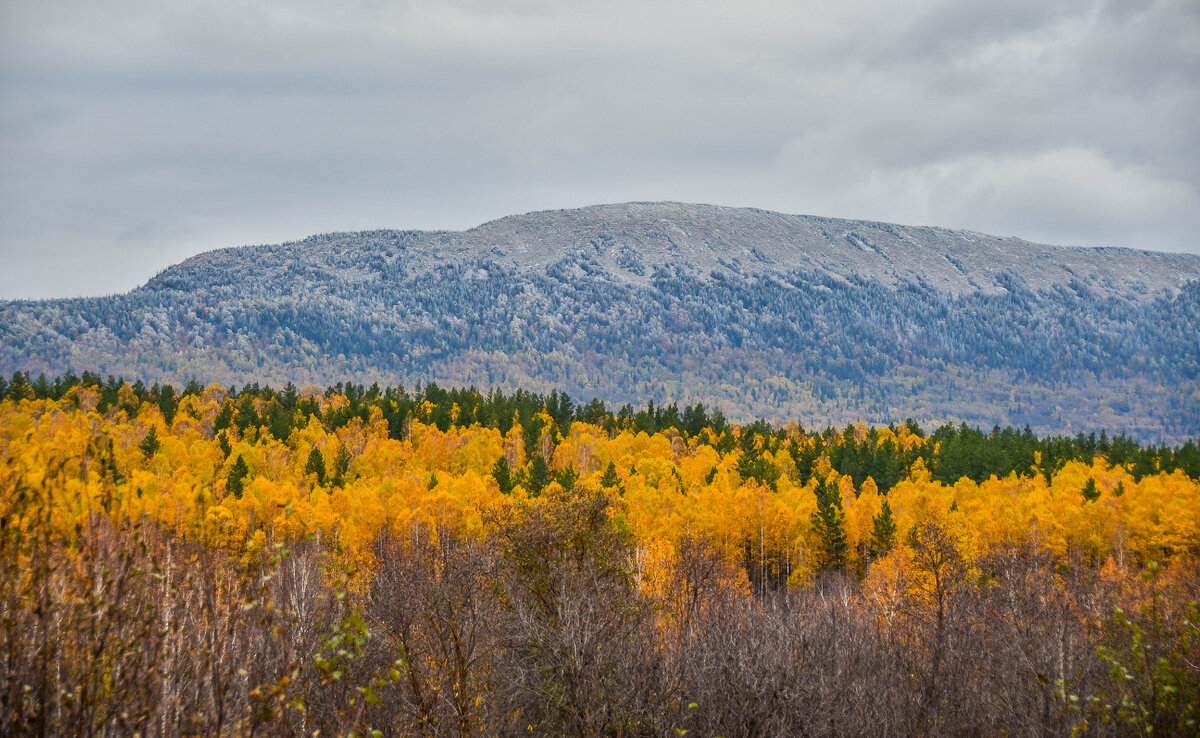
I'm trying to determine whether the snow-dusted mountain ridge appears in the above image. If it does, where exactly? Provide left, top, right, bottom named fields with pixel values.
left=4, top=202, right=1199, bottom=441
left=147, top=202, right=1197, bottom=299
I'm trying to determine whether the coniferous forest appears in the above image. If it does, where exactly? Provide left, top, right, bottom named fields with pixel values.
left=2, top=372, right=1198, bottom=736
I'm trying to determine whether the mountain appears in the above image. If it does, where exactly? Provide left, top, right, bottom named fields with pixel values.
left=2, top=202, right=1198, bottom=440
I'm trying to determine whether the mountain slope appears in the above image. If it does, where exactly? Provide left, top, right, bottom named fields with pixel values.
left=3, top=202, right=1198, bottom=440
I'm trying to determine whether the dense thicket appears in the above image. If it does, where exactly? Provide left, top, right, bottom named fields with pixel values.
left=2, top=376, right=1198, bottom=736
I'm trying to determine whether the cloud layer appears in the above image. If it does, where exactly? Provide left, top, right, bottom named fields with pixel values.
left=2, top=0, right=1197, bottom=298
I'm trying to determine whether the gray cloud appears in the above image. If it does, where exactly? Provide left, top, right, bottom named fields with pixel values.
left=1, top=0, right=1197, bottom=298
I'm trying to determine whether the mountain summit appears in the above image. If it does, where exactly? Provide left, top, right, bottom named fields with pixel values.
left=150, top=202, right=1193, bottom=298
left=4, top=203, right=1199, bottom=439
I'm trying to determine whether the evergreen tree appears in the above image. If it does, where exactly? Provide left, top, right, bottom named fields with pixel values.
left=332, top=444, right=352, bottom=487
left=869, top=499, right=898, bottom=558
left=554, top=466, right=578, bottom=491
left=234, top=395, right=259, bottom=434
left=282, top=381, right=298, bottom=409
left=139, top=426, right=161, bottom=459
left=158, top=385, right=178, bottom=424
left=217, top=430, right=232, bottom=458
left=811, top=477, right=848, bottom=570
left=305, top=447, right=327, bottom=486
left=736, top=450, right=780, bottom=490
left=214, top=402, right=235, bottom=433
left=600, top=461, right=621, bottom=489
left=227, top=455, right=249, bottom=499
left=527, top=455, right=550, bottom=497
left=269, top=404, right=293, bottom=441
left=493, top=455, right=514, bottom=495
left=1082, top=477, right=1100, bottom=502
left=683, top=402, right=709, bottom=437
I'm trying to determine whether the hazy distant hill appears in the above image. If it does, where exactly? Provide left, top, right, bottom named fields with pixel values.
left=2, top=202, right=1198, bottom=440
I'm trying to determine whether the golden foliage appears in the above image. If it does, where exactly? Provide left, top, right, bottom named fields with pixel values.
left=2, top=391, right=1198, bottom=591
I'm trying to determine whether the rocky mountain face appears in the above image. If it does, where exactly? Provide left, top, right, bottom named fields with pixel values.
left=2, top=202, right=1198, bottom=440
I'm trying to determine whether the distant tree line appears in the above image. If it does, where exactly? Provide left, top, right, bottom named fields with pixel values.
left=5, top=371, right=1197, bottom=489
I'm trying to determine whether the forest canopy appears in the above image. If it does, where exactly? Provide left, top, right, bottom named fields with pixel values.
left=2, top=372, right=1198, bottom=736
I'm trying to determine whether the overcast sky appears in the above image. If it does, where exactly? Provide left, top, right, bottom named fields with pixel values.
left=1, top=0, right=1197, bottom=299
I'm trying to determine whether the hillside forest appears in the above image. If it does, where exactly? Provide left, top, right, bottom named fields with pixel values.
left=3, top=223, right=1198, bottom=442
left=2, top=372, right=1198, bottom=736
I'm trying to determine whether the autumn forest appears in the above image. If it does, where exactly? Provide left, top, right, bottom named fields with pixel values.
left=2, top=372, right=1198, bottom=736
